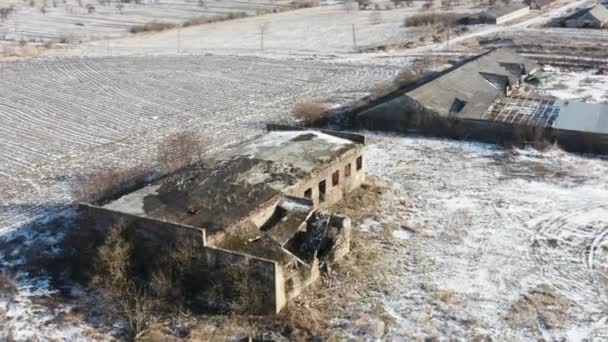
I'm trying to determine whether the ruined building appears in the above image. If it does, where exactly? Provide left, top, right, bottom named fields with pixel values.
left=357, top=47, right=608, bottom=154
left=79, top=125, right=366, bottom=314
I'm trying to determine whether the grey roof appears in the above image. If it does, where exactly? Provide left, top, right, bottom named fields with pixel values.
left=565, top=4, right=608, bottom=24
left=405, top=48, right=539, bottom=119
left=553, top=101, right=608, bottom=135
left=588, top=4, right=608, bottom=23
left=482, top=3, right=529, bottom=19
left=102, top=130, right=359, bottom=234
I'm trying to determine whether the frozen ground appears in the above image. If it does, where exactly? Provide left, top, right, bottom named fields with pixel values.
left=3, top=134, right=608, bottom=340
left=330, top=134, right=608, bottom=340
left=534, top=68, right=608, bottom=104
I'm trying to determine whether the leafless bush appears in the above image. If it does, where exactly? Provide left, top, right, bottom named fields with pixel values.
left=183, top=15, right=212, bottom=26
left=0, top=270, right=17, bottom=300
left=292, top=0, right=319, bottom=8
left=91, top=222, right=154, bottom=339
left=157, top=131, right=203, bottom=174
left=130, top=21, right=176, bottom=34
left=0, top=6, right=14, bottom=21
left=404, top=12, right=461, bottom=27
left=292, top=101, right=328, bottom=126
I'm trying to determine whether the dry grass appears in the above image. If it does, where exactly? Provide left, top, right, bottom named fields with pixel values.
left=91, top=222, right=154, bottom=339
left=292, top=101, right=328, bottom=126
left=507, top=285, right=575, bottom=333
left=404, top=12, right=461, bottom=27
left=72, top=163, right=149, bottom=203
left=0, top=45, right=48, bottom=58
left=292, top=0, right=319, bottom=8
left=130, top=21, right=177, bottom=34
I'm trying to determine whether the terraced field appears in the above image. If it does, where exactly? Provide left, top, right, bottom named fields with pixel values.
left=0, top=54, right=399, bottom=232
left=0, top=0, right=291, bottom=44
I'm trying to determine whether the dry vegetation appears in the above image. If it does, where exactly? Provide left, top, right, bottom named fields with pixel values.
left=507, top=285, right=576, bottom=334
left=404, top=12, right=462, bottom=27
left=292, top=101, right=328, bottom=127
left=130, top=21, right=177, bottom=34
left=157, top=131, right=204, bottom=174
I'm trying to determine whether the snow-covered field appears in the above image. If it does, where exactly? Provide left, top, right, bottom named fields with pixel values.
left=535, top=68, right=608, bottom=104
left=3, top=133, right=608, bottom=340
left=0, top=55, right=401, bottom=232
left=0, top=0, right=291, bottom=44
left=44, top=2, right=484, bottom=57
left=331, top=134, right=608, bottom=340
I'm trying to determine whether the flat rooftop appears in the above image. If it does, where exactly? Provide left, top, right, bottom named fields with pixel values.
left=102, top=129, right=360, bottom=234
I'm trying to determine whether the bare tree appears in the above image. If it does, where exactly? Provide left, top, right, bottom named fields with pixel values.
left=423, top=0, right=434, bottom=10
left=157, top=131, right=203, bottom=174
left=116, top=3, right=124, bottom=13
left=343, top=0, right=356, bottom=13
left=0, top=6, right=15, bottom=21
left=356, top=0, right=371, bottom=10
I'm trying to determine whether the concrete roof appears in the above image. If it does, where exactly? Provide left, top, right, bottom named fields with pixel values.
left=482, top=3, right=529, bottom=18
left=405, top=48, right=539, bottom=119
left=102, top=130, right=360, bottom=234
left=553, top=101, right=608, bottom=135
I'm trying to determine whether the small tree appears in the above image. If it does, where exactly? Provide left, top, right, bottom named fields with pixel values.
left=356, top=0, right=371, bottom=10
left=157, top=131, right=203, bottom=174
left=405, top=0, right=413, bottom=6
left=343, top=0, right=355, bottom=13
left=423, top=0, right=433, bottom=10
left=293, top=101, right=328, bottom=126
left=0, top=6, right=14, bottom=21
left=116, top=3, right=124, bottom=13
left=86, top=4, right=96, bottom=13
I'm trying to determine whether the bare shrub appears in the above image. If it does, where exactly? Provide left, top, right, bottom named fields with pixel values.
left=130, top=21, right=176, bottom=34
left=0, top=6, right=14, bottom=21
left=292, top=102, right=328, bottom=126
left=91, top=222, right=153, bottom=339
left=404, top=12, right=461, bottom=27
left=157, top=131, right=203, bottom=174
left=72, top=163, right=149, bottom=203
left=0, top=270, right=17, bottom=300
left=292, top=0, right=319, bottom=8
left=183, top=15, right=211, bottom=26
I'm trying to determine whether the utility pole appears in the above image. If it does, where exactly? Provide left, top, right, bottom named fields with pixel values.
left=352, top=24, right=357, bottom=52
left=446, top=23, right=450, bottom=51
left=177, top=26, right=181, bottom=53
left=260, top=23, right=268, bottom=51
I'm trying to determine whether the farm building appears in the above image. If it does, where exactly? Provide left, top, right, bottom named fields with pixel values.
left=563, top=4, right=608, bottom=29
left=78, top=125, right=366, bottom=314
left=356, top=47, right=608, bottom=154
left=463, top=3, right=530, bottom=25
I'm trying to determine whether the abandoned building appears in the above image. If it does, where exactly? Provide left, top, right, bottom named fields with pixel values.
left=356, top=47, right=608, bottom=154
left=562, top=3, right=608, bottom=29
left=463, top=3, right=530, bottom=25
left=78, top=125, right=366, bottom=314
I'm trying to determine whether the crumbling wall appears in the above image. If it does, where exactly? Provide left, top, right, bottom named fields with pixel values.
left=286, top=147, right=366, bottom=209
left=77, top=204, right=282, bottom=314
